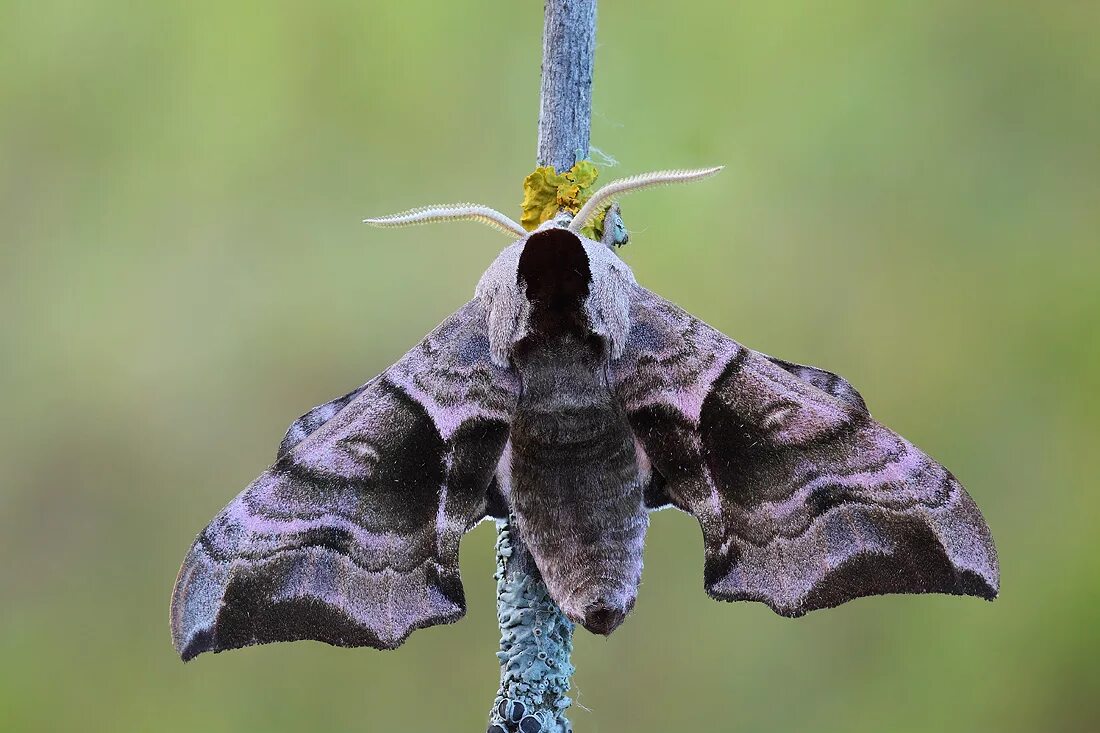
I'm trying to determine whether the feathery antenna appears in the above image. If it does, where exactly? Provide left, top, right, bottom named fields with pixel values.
left=569, top=166, right=724, bottom=234
left=363, top=204, right=526, bottom=238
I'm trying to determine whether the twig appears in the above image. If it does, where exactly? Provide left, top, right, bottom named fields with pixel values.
left=537, top=0, right=597, bottom=172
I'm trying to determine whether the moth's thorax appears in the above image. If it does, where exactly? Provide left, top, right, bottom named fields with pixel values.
left=512, top=334, right=604, bottom=397
left=475, top=226, right=636, bottom=367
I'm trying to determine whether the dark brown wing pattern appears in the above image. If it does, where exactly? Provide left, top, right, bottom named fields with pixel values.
left=611, top=287, right=999, bottom=617
left=170, top=299, right=518, bottom=659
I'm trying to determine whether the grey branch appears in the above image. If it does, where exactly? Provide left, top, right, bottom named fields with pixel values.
left=537, top=0, right=597, bottom=172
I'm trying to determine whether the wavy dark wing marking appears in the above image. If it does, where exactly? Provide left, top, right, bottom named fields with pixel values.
left=612, top=287, right=999, bottom=617
left=171, top=299, right=518, bottom=660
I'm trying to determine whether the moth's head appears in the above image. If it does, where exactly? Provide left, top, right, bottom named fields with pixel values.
left=363, top=166, right=723, bottom=365
left=470, top=224, right=636, bottom=365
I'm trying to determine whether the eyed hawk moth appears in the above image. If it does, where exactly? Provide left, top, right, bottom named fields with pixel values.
left=171, top=167, right=998, bottom=662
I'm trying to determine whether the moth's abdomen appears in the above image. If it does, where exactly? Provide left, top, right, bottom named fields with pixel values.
left=508, top=335, right=647, bottom=636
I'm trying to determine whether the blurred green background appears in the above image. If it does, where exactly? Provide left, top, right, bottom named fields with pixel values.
left=2, top=1, right=1098, bottom=731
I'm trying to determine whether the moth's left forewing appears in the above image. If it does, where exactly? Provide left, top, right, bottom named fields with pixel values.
left=171, top=299, right=518, bottom=660
left=612, top=287, right=999, bottom=617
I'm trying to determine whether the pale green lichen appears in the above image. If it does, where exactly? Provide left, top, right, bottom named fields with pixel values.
left=488, top=520, right=575, bottom=733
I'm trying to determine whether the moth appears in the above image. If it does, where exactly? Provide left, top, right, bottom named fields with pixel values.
left=171, top=166, right=999, bottom=661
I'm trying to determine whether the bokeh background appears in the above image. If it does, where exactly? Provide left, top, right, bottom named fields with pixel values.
left=2, top=1, right=1098, bottom=731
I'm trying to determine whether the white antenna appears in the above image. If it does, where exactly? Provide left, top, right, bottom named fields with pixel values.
left=569, top=166, right=724, bottom=234
left=364, top=204, right=527, bottom=238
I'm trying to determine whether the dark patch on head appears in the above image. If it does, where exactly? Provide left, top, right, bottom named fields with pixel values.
left=518, top=228, right=592, bottom=339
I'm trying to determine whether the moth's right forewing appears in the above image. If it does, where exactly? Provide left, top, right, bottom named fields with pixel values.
left=612, top=287, right=998, bottom=617
left=171, top=299, right=518, bottom=660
